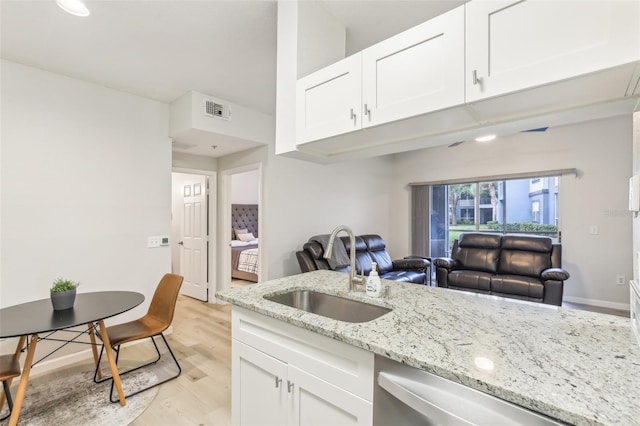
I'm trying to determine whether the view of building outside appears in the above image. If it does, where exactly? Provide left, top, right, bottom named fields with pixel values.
left=430, top=177, right=559, bottom=257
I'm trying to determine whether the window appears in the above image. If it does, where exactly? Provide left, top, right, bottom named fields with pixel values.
left=420, top=175, right=560, bottom=258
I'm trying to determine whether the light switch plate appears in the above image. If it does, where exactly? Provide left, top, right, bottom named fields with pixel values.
left=147, top=236, right=161, bottom=248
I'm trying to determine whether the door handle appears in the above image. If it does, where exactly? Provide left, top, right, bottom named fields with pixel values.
left=178, top=241, right=184, bottom=246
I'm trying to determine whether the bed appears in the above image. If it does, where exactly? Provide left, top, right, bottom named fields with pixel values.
left=231, top=204, right=259, bottom=282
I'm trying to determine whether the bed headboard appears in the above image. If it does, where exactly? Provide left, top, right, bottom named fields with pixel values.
left=231, top=204, right=259, bottom=238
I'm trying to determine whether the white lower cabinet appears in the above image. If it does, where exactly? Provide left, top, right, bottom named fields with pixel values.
left=288, top=365, right=372, bottom=425
left=233, top=340, right=288, bottom=426
left=231, top=307, right=374, bottom=426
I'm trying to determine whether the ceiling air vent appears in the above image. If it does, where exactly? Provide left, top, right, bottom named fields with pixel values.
left=203, top=98, right=231, bottom=120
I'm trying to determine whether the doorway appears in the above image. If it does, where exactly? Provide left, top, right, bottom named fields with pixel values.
left=220, top=164, right=263, bottom=293
left=171, top=171, right=216, bottom=302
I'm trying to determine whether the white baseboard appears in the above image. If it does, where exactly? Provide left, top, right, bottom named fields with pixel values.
left=563, top=296, right=630, bottom=311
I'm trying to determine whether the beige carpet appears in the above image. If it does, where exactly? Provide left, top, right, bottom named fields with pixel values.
left=0, top=369, right=158, bottom=425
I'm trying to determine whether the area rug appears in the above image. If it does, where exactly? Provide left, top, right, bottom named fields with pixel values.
left=0, top=369, right=158, bottom=425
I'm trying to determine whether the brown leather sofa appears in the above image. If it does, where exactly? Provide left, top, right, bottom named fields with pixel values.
left=296, top=234, right=431, bottom=284
left=433, top=233, right=569, bottom=305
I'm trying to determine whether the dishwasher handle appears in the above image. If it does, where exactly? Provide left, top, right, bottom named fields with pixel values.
left=378, top=371, right=473, bottom=425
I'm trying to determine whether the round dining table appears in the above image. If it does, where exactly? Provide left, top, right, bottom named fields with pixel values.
left=0, top=291, right=145, bottom=426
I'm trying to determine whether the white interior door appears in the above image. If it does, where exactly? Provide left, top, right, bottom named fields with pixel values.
left=180, top=175, right=208, bottom=301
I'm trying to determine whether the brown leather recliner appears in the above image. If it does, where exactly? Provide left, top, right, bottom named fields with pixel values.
left=433, top=233, right=569, bottom=305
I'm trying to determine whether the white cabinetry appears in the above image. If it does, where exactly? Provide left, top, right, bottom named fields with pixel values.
left=362, top=5, right=464, bottom=128
left=289, top=0, right=640, bottom=161
left=465, top=0, right=640, bottom=102
left=296, top=5, right=464, bottom=145
left=231, top=307, right=374, bottom=426
left=296, top=53, right=362, bottom=144
left=233, top=340, right=287, bottom=425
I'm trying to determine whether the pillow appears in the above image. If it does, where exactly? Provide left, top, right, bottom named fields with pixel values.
left=233, top=228, right=248, bottom=239
left=238, top=232, right=256, bottom=242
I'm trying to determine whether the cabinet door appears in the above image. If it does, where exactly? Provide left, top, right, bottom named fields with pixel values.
left=296, top=53, right=362, bottom=144
left=362, top=5, right=464, bottom=128
left=288, top=365, right=373, bottom=426
left=232, top=340, right=288, bottom=426
left=466, top=0, right=640, bottom=102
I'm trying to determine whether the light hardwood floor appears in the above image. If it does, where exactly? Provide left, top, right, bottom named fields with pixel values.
left=131, top=295, right=232, bottom=425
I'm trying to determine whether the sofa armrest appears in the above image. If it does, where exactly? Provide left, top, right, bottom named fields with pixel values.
left=392, top=257, right=430, bottom=271
left=433, top=257, right=458, bottom=271
left=541, top=268, right=570, bottom=281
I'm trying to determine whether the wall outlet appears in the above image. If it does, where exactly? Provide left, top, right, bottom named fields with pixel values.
left=589, top=225, right=599, bottom=235
left=616, top=275, right=626, bottom=286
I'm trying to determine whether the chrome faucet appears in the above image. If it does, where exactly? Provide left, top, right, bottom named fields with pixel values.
left=324, top=225, right=364, bottom=291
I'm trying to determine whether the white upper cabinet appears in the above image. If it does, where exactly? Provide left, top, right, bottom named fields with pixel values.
left=465, top=0, right=640, bottom=102
left=362, top=6, right=465, bottom=128
left=296, top=53, right=362, bottom=144
left=296, top=5, right=465, bottom=145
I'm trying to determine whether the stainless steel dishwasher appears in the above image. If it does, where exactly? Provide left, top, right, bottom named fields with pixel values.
left=373, top=355, right=566, bottom=425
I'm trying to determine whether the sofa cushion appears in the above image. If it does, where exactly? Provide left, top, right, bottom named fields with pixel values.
left=498, top=250, right=551, bottom=277
left=454, top=233, right=501, bottom=273
left=380, top=270, right=426, bottom=284
left=501, top=234, right=552, bottom=252
left=340, top=236, right=373, bottom=275
left=361, top=234, right=394, bottom=274
left=490, top=275, right=544, bottom=299
left=447, top=270, right=492, bottom=291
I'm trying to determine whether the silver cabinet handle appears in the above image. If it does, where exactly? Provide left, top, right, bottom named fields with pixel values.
left=473, top=70, right=482, bottom=85
left=275, top=376, right=282, bottom=388
left=287, top=380, right=294, bottom=393
left=364, top=103, right=371, bottom=118
left=350, top=108, right=356, bottom=121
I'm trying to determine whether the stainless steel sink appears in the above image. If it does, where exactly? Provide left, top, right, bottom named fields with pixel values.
left=264, top=290, right=392, bottom=323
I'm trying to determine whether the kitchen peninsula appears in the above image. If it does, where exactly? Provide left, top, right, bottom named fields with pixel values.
left=216, top=270, right=639, bottom=425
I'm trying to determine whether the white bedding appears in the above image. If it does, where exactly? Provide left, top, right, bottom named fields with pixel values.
left=231, top=238, right=259, bottom=247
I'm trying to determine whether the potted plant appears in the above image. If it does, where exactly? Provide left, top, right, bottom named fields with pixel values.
left=50, top=278, right=79, bottom=310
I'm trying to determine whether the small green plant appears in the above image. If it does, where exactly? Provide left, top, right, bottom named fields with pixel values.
left=51, top=278, right=79, bottom=293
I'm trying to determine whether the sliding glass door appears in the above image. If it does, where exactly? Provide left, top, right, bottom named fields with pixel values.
left=428, top=176, right=559, bottom=257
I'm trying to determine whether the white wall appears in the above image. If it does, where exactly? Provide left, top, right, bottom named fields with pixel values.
left=390, top=115, right=633, bottom=309
left=0, top=60, right=171, bottom=355
left=231, top=169, right=259, bottom=204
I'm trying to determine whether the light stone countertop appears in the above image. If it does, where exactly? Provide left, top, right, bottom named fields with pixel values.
left=216, top=270, right=640, bottom=426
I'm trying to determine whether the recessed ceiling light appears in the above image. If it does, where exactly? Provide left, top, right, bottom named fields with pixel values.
left=475, top=134, right=496, bottom=143
left=57, top=0, right=90, bottom=17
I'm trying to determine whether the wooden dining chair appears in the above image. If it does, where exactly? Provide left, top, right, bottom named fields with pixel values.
left=0, top=353, right=21, bottom=421
left=93, top=273, right=184, bottom=402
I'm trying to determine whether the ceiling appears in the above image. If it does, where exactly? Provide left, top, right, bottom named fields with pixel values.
left=1, top=0, right=466, bottom=156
